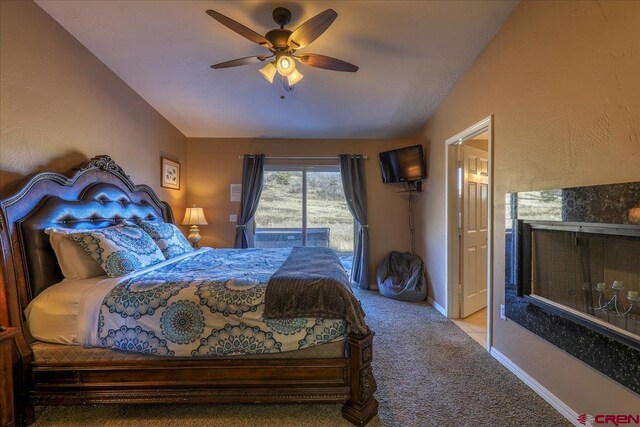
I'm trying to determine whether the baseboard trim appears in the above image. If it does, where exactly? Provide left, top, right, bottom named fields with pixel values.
left=490, top=347, right=580, bottom=427
left=427, top=296, right=447, bottom=317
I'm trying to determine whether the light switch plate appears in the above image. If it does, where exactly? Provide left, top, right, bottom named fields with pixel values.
left=229, top=214, right=237, bottom=222
left=500, top=304, right=506, bottom=320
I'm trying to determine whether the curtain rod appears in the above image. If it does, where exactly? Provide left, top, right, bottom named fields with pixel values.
left=239, top=155, right=369, bottom=160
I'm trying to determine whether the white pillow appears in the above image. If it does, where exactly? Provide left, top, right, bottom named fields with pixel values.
left=46, top=227, right=108, bottom=280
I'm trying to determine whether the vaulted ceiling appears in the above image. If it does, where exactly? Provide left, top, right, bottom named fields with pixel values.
left=35, top=1, right=518, bottom=139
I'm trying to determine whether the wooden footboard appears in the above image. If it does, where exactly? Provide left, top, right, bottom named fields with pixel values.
left=16, top=333, right=377, bottom=426
left=342, top=333, right=379, bottom=426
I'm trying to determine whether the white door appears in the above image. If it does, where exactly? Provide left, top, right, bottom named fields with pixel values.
left=460, top=145, right=489, bottom=317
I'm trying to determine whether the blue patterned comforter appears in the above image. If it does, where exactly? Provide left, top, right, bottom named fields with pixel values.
left=95, top=248, right=348, bottom=357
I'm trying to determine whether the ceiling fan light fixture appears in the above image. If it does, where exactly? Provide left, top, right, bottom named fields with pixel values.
left=207, top=8, right=358, bottom=89
left=259, top=61, right=277, bottom=83
left=276, top=53, right=296, bottom=76
left=287, top=68, right=304, bottom=86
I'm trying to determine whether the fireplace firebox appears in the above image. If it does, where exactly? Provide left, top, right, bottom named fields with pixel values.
left=518, top=221, right=640, bottom=347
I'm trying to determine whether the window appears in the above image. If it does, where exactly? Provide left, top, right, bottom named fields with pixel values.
left=254, top=165, right=354, bottom=257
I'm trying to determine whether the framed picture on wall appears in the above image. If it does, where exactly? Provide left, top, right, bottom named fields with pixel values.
left=161, top=157, right=180, bottom=190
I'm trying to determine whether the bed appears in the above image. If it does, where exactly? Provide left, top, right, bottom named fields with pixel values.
left=0, top=155, right=378, bottom=426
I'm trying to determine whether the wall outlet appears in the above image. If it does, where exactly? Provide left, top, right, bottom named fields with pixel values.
left=500, top=304, right=506, bottom=320
left=229, top=214, right=237, bottom=222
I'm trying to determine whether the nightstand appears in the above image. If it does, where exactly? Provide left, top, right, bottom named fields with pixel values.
left=0, top=327, right=19, bottom=427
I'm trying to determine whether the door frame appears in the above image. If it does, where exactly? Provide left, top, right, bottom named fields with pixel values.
left=444, top=116, right=494, bottom=348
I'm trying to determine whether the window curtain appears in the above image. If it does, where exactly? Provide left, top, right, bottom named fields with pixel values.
left=339, top=154, right=369, bottom=289
left=235, top=154, right=265, bottom=248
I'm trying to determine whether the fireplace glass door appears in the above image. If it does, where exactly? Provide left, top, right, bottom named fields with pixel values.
left=528, top=225, right=640, bottom=338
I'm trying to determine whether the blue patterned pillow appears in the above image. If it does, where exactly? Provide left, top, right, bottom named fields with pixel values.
left=134, top=220, right=193, bottom=259
left=64, top=224, right=165, bottom=277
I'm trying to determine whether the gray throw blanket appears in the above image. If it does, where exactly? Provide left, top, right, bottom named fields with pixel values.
left=264, top=246, right=369, bottom=336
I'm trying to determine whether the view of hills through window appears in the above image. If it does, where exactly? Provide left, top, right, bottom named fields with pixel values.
left=254, top=170, right=354, bottom=256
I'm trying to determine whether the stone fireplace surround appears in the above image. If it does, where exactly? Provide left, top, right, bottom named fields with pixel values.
left=505, top=181, right=640, bottom=394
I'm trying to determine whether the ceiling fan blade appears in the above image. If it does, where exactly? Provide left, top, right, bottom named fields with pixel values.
left=288, top=9, right=337, bottom=50
left=211, top=56, right=267, bottom=69
left=297, top=54, right=359, bottom=72
left=206, top=10, right=273, bottom=49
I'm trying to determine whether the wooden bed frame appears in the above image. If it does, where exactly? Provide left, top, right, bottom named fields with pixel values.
left=0, top=155, right=378, bottom=426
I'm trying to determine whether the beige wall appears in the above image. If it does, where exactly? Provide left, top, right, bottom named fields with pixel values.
left=0, top=0, right=187, bottom=216
left=187, top=138, right=415, bottom=283
left=414, top=0, right=640, bottom=414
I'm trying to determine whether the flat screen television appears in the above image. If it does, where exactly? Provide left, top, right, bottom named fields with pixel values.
left=379, top=144, right=426, bottom=184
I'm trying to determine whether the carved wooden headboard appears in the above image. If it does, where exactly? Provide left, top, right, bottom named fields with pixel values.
left=0, top=155, right=174, bottom=329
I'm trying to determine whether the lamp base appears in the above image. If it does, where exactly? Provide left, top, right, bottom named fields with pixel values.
left=187, top=225, right=202, bottom=249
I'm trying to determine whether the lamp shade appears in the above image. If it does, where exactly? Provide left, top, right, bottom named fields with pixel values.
left=287, top=68, right=304, bottom=86
left=182, top=206, right=208, bottom=225
left=259, top=62, right=277, bottom=84
left=276, top=53, right=296, bottom=76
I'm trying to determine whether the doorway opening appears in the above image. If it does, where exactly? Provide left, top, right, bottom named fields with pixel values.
left=445, top=116, right=493, bottom=350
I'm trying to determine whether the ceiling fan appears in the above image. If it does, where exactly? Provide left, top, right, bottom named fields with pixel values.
left=206, top=7, right=358, bottom=91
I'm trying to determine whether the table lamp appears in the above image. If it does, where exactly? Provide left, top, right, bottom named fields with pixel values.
left=182, top=204, right=208, bottom=248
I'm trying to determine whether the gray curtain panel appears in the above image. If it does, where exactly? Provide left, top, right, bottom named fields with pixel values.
left=235, top=154, right=265, bottom=248
left=339, top=154, right=369, bottom=289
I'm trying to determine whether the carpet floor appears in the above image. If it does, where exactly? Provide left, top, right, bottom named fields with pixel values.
left=33, top=289, right=570, bottom=426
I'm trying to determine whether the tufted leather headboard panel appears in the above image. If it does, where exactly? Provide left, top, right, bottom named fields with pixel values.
left=0, top=156, right=175, bottom=330
left=18, top=183, right=166, bottom=298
